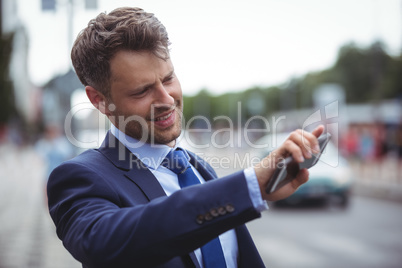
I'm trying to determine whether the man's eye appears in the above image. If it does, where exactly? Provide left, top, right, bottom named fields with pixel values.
left=131, top=88, right=148, bottom=97
left=163, top=76, right=174, bottom=84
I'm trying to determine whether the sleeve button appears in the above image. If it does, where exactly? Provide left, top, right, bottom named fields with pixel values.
left=210, top=208, right=219, bottom=217
left=196, top=214, right=204, bottom=224
left=225, top=204, right=235, bottom=213
left=204, top=212, right=213, bottom=221
left=218, top=206, right=227, bottom=215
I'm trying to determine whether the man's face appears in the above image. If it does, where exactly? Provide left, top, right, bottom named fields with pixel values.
left=106, top=50, right=183, bottom=146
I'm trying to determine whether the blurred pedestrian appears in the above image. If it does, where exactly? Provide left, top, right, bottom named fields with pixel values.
left=340, top=125, right=360, bottom=160
left=35, top=124, right=74, bottom=179
left=397, top=121, right=402, bottom=181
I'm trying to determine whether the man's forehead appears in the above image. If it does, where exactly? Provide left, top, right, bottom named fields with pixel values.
left=110, top=50, right=173, bottom=80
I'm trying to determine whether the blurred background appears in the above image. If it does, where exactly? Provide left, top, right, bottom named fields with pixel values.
left=0, top=0, right=401, bottom=267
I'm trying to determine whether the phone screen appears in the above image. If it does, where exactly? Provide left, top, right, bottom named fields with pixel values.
left=265, top=133, right=332, bottom=194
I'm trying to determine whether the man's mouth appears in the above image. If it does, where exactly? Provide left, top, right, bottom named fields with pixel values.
left=153, top=110, right=174, bottom=122
left=150, top=109, right=176, bottom=128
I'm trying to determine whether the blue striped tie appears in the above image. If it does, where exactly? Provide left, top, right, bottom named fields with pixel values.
left=162, top=148, right=227, bottom=268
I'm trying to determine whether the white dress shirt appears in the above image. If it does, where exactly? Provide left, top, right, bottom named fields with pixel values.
left=110, top=125, right=267, bottom=267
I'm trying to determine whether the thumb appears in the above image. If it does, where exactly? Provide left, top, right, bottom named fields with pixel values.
left=311, top=125, right=325, bottom=138
left=291, top=168, right=309, bottom=189
left=265, top=168, right=310, bottom=201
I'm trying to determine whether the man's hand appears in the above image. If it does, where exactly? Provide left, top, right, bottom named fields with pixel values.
left=254, top=125, right=325, bottom=201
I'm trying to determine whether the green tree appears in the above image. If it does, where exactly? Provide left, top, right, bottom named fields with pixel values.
left=332, top=41, right=394, bottom=103
left=183, top=41, right=402, bottom=123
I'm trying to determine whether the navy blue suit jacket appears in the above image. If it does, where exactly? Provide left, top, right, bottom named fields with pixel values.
left=47, top=132, right=265, bottom=267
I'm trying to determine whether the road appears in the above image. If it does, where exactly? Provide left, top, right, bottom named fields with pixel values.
left=247, top=197, right=402, bottom=268
left=0, top=144, right=80, bottom=268
left=0, top=144, right=401, bottom=267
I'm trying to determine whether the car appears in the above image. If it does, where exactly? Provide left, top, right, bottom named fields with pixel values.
left=250, top=132, right=353, bottom=208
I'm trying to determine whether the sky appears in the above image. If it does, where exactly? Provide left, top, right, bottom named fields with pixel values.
left=16, top=0, right=402, bottom=96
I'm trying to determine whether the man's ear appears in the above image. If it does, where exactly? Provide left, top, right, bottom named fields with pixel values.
left=85, top=86, right=110, bottom=116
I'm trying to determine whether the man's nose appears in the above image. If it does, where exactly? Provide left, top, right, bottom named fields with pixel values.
left=153, top=83, right=175, bottom=107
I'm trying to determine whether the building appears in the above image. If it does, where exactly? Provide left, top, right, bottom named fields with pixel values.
left=1, top=0, right=39, bottom=125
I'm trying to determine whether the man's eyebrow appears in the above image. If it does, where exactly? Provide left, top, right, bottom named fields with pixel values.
left=130, top=69, right=175, bottom=93
left=163, top=70, right=175, bottom=80
left=132, top=82, right=153, bottom=93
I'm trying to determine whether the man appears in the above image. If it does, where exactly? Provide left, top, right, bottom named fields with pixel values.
left=48, top=7, right=324, bottom=268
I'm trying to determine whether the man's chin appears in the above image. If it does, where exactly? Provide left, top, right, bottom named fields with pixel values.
left=149, top=129, right=181, bottom=146
left=121, top=120, right=182, bottom=146
left=148, top=120, right=182, bottom=145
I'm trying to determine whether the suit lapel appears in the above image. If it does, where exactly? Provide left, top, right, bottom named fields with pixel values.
left=98, top=131, right=166, bottom=200
left=99, top=134, right=205, bottom=267
left=124, top=163, right=167, bottom=200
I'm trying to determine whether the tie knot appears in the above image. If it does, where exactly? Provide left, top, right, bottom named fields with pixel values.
left=162, top=149, right=190, bottom=174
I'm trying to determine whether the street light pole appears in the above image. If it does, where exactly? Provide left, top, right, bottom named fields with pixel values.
left=67, top=0, right=74, bottom=56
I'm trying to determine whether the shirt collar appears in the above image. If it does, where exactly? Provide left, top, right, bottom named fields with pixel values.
left=110, top=124, right=179, bottom=170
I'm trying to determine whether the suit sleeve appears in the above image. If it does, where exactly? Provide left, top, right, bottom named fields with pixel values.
left=47, top=160, right=261, bottom=267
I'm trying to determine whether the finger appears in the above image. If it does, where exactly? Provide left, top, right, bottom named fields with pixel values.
left=311, top=125, right=325, bottom=138
left=289, top=130, right=315, bottom=159
left=298, top=126, right=325, bottom=155
left=300, top=129, right=317, bottom=157
left=310, top=125, right=325, bottom=153
left=282, top=139, right=304, bottom=163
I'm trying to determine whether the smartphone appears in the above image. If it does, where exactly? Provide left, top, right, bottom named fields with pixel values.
left=265, top=132, right=332, bottom=194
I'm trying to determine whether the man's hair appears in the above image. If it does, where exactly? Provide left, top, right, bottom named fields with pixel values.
left=71, top=7, right=170, bottom=97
